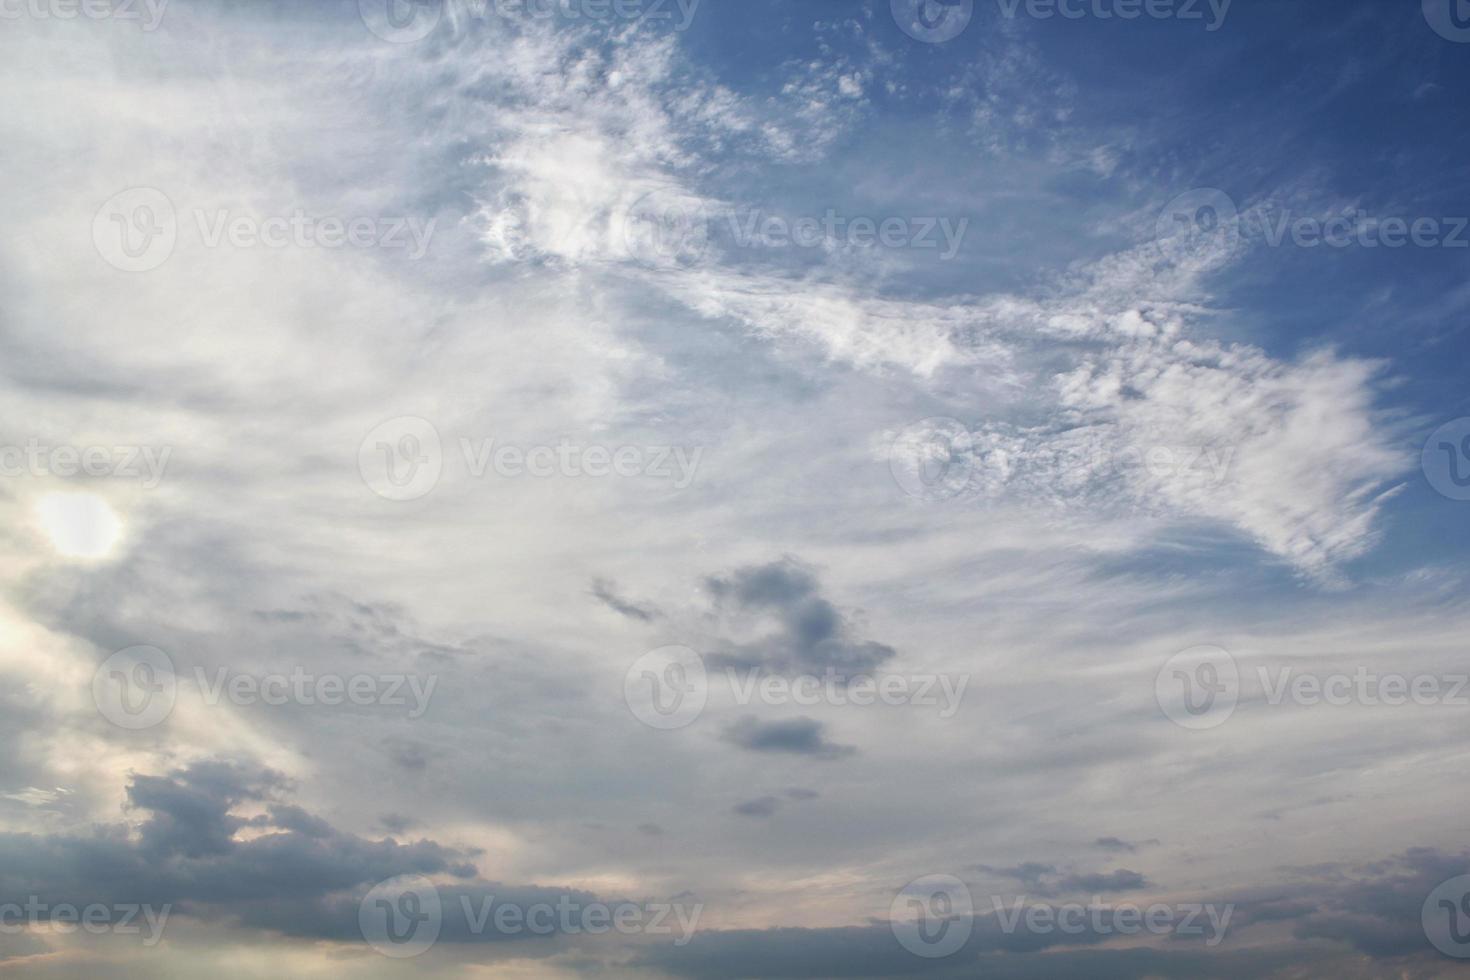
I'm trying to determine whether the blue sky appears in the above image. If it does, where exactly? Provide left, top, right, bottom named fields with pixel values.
left=2, top=0, right=1470, bottom=976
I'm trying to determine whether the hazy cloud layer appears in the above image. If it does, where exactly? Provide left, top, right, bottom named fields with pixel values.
left=2, top=0, right=1468, bottom=976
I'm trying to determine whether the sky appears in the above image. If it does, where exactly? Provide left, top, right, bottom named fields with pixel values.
left=2, top=0, right=1470, bottom=976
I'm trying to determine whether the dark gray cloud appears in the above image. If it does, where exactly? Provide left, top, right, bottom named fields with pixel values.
left=1269, top=846, right=1470, bottom=959
left=1064, top=870, right=1147, bottom=893
left=591, top=578, right=660, bottom=622
left=975, top=862, right=1055, bottom=890
left=721, top=716, right=856, bottom=759
left=382, top=736, right=432, bottom=771
left=0, top=760, right=476, bottom=927
left=732, top=787, right=823, bottom=822
left=704, top=559, right=896, bottom=677
left=976, top=863, right=1148, bottom=896
left=633, top=847, right=1470, bottom=978
left=379, top=813, right=418, bottom=835
left=0, top=759, right=681, bottom=950
left=733, top=788, right=820, bottom=817
left=634, top=933, right=1320, bottom=980
left=733, top=797, right=781, bottom=818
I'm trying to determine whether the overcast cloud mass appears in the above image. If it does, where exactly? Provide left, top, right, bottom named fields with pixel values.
left=3, top=0, right=1470, bottom=976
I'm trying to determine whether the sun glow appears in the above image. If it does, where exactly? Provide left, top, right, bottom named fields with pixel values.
left=34, top=492, right=123, bottom=560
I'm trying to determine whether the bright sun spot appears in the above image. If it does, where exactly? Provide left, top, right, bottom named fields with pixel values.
left=35, top=492, right=124, bottom=560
